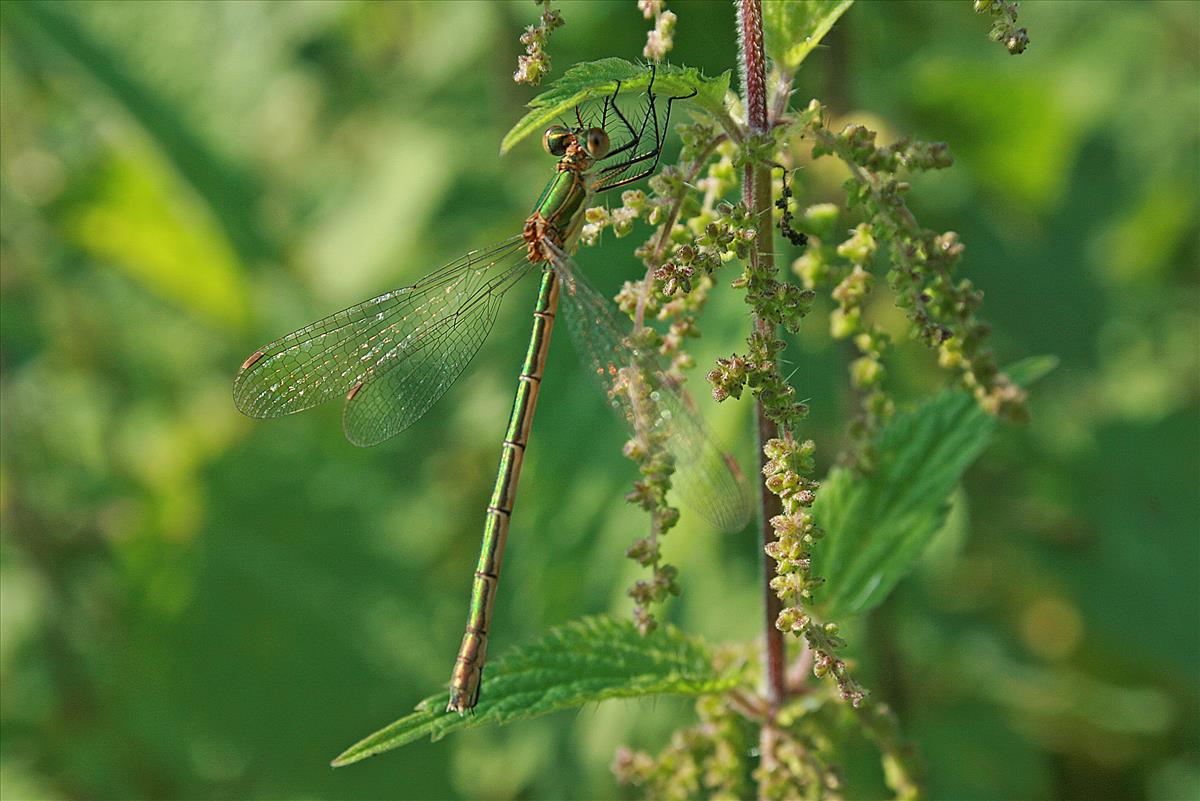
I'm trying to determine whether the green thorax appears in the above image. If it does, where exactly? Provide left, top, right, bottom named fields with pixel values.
left=529, top=167, right=592, bottom=248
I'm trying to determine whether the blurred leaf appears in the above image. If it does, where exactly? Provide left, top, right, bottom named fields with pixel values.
left=501, top=58, right=731, bottom=154
left=909, top=60, right=1083, bottom=210
left=3, top=0, right=271, bottom=264
left=1057, top=408, right=1200, bottom=677
left=332, top=616, right=739, bottom=766
left=917, top=484, right=970, bottom=574
left=1095, top=179, right=1197, bottom=285
left=762, top=0, right=855, bottom=71
left=67, top=154, right=249, bottom=327
left=813, top=356, right=1057, bottom=618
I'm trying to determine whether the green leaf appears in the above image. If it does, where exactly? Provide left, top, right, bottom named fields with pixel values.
left=501, top=58, right=730, bottom=154
left=331, top=616, right=738, bottom=767
left=812, top=356, right=1057, bottom=618
left=3, top=0, right=272, bottom=265
left=762, top=0, right=856, bottom=72
left=67, top=154, right=250, bottom=328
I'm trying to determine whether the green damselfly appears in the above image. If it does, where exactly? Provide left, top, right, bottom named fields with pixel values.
left=233, top=71, right=750, bottom=712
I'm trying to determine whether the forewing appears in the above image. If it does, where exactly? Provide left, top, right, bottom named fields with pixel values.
left=551, top=246, right=752, bottom=533
left=233, top=236, right=526, bottom=430
left=341, top=288, right=506, bottom=447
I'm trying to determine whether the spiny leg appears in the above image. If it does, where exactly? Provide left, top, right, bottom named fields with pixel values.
left=601, top=79, right=621, bottom=131
left=601, top=65, right=658, bottom=163
left=597, top=65, right=677, bottom=181
left=596, top=83, right=696, bottom=191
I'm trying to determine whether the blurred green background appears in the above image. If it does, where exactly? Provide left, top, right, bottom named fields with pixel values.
left=1, top=1, right=1196, bottom=799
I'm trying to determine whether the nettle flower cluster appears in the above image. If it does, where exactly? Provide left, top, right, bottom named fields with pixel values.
left=585, top=86, right=1026, bottom=723
left=638, top=0, right=678, bottom=62
left=615, top=653, right=900, bottom=801
left=513, top=1, right=564, bottom=85
left=761, top=435, right=866, bottom=709
left=614, top=322, right=684, bottom=636
left=581, top=121, right=758, bottom=633
left=614, top=694, right=752, bottom=801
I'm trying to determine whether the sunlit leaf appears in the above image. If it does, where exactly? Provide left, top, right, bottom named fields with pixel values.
left=812, top=356, right=1057, bottom=618
left=4, top=0, right=271, bottom=264
left=762, top=0, right=855, bottom=71
left=909, top=61, right=1081, bottom=209
left=68, top=154, right=249, bottom=327
left=501, top=58, right=730, bottom=154
left=331, top=616, right=739, bottom=766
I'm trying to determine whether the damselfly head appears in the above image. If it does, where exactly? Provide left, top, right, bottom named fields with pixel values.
left=543, top=125, right=571, bottom=157
left=544, top=124, right=610, bottom=161
left=583, top=127, right=610, bottom=159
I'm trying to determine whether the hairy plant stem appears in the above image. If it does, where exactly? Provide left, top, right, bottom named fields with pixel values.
left=769, top=66, right=796, bottom=125
left=737, top=0, right=787, bottom=793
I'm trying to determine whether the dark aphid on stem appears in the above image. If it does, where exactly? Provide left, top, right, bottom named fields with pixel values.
left=775, top=168, right=808, bottom=247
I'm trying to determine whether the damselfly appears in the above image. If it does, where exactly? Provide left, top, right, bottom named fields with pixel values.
left=233, top=70, right=750, bottom=713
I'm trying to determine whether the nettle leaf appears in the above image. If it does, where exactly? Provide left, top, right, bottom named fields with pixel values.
left=501, top=57, right=730, bottom=154
left=332, top=616, right=739, bottom=766
left=762, top=0, right=856, bottom=71
left=812, top=357, right=1057, bottom=619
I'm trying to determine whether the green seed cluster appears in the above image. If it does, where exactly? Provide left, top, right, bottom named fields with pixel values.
left=792, top=205, right=894, bottom=470
left=755, top=729, right=844, bottom=801
left=706, top=202, right=815, bottom=434
left=805, top=100, right=1028, bottom=424
left=578, top=125, right=737, bottom=635
left=836, top=225, right=894, bottom=471
left=614, top=695, right=752, bottom=801
left=605, top=322, right=681, bottom=636
left=974, top=0, right=1030, bottom=55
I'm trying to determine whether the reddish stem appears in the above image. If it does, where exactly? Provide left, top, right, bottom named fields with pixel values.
left=737, top=0, right=787, bottom=717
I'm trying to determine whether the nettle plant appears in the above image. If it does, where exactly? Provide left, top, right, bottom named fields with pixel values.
left=334, top=1, right=1044, bottom=797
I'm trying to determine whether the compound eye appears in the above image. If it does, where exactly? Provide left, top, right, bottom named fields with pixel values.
left=543, top=126, right=570, bottom=156
left=585, top=127, right=610, bottom=158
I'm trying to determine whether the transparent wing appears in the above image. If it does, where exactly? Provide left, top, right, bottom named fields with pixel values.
left=342, top=286, right=508, bottom=447
left=234, top=235, right=531, bottom=444
left=549, top=244, right=753, bottom=533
